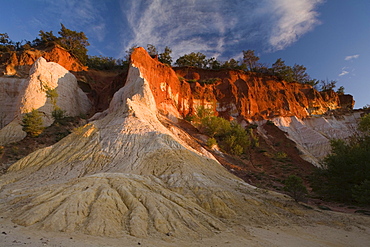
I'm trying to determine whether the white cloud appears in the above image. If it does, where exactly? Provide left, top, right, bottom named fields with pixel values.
left=266, top=0, right=323, bottom=51
left=339, top=70, right=349, bottom=77
left=345, top=54, right=359, bottom=61
left=119, top=0, right=323, bottom=59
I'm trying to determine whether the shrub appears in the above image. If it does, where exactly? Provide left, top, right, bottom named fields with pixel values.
left=206, top=137, right=217, bottom=148
left=200, top=116, right=231, bottom=137
left=283, top=175, right=308, bottom=202
left=312, top=136, right=370, bottom=204
left=200, top=78, right=220, bottom=85
left=275, top=151, right=288, bottom=160
left=45, top=88, right=58, bottom=106
left=352, top=180, right=370, bottom=205
left=21, top=109, right=44, bottom=137
left=52, top=107, right=66, bottom=122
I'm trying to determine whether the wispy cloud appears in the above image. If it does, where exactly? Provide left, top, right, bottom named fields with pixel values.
left=119, top=0, right=323, bottom=59
left=345, top=54, right=359, bottom=61
left=339, top=68, right=349, bottom=77
left=267, top=0, right=323, bottom=51
left=36, top=0, right=107, bottom=44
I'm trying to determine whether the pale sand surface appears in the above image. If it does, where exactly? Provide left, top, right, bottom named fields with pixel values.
left=1, top=215, right=369, bottom=247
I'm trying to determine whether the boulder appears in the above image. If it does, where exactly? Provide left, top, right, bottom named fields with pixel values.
left=0, top=57, right=91, bottom=145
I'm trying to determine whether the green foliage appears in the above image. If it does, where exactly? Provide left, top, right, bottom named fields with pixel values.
left=195, top=105, right=214, bottom=120
left=283, top=175, right=308, bottom=202
left=45, top=88, right=58, bottom=106
left=200, top=78, right=221, bottom=85
left=352, top=180, right=370, bottom=205
left=52, top=107, right=66, bottom=122
left=125, top=45, right=138, bottom=61
left=274, top=151, right=288, bottom=161
left=336, top=86, right=345, bottom=95
left=21, top=109, right=44, bottom=137
left=292, top=64, right=311, bottom=84
left=38, top=30, right=58, bottom=47
left=243, top=50, right=260, bottom=71
left=358, top=113, right=370, bottom=134
left=175, top=52, right=208, bottom=68
left=197, top=112, right=253, bottom=156
left=158, top=46, right=172, bottom=65
left=320, top=79, right=337, bottom=92
left=186, top=79, right=197, bottom=83
left=86, top=55, right=126, bottom=70
left=208, top=57, right=221, bottom=69
left=313, top=135, right=370, bottom=204
left=206, top=137, right=217, bottom=148
left=272, top=58, right=294, bottom=82
left=57, top=24, right=89, bottom=64
left=0, top=33, right=13, bottom=52
left=222, top=122, right=251, bottom=155
left=146, top=44, right=157, bottom=57
left=220, top=58, right=245, bottom=70
left=200, top=116, right=231, bottom=137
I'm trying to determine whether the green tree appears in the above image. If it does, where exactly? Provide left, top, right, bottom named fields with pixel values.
left=272, top=58, right=293, bottom=82
left=57, top=24, right=90, bottom=64
left=358, top=113, right=370, bottom=134
left=292, top=64, right=311, bottom=84
left=336, top=86, right=345, bottom=95
left=320, top=79, right=337, bottom=92
left=38, top=30, right=58, bottom=47
left=175, top=52, right=208, bottom=68
left=125, top=45, right=138, bottom=61
left=283, top=175, right=308, bottom=202
left=313, top=114, right=370, bottom=204
left=200, top=116, right=231, bottom=137
left=146, top=44, right=157, bottom=57
left=0, top=33, right=14, bottom=52
left=242, top=50, right=260, bottom=71
left=221, top=59, right=243, bottom=70
left=158, top=46, right=172, bottom=65
left=86, top=55, right=120, bottom=70
left=21, top=109, right=44, bottom=137
left=207, top=57, right=221, bottom=69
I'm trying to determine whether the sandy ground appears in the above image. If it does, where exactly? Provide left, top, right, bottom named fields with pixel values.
left=1, top=214, right=369, bottom=247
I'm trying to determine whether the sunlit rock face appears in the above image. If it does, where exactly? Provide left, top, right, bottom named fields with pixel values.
left=0, top=48, right=318, bottom=239
left=271, top=112, right=363, bottom=166
left=173, top=67, right=354, bottom=121
left=0, top=57, right=91, bottom=145
left=0, top=45, right=86, bottom=77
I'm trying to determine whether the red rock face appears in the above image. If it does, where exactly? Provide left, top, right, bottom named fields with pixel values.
left=130, top=47, right=193, bottom=117
left=131, top=47, right=353, bottom=121
left=0, top=45, right=86, bottom=76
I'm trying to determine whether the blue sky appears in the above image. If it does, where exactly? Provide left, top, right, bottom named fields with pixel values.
left=1, top=0, right=369, bottom=108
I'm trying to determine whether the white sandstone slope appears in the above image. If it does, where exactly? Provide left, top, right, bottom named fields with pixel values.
left=0, top=57, right=91, bottom=145
left=271, top=113, right=362, bottom=166
left=1, top=49, right=369, bottom=243
left=0, top=51, right=321, bottom=239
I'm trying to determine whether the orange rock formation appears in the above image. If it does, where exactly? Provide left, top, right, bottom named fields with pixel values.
left=0, top=45, right=86, bottom=76
left=131, top=47, right=354, bottom=121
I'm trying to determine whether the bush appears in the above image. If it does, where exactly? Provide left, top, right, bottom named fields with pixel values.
left=200, top=78, right=220, bottom=85
left=200, top=116, right=231, bottom=137
left=52, top=108, right=66, bottom=122
left=313, top=136, right=370, bottom=204
left=21, top=109, right=44, bottom=137
left=206, top=137, right=217, bottom=148
left=352, top=180, right=370, bottom=205
left=283, top=175, right=307, bottom=202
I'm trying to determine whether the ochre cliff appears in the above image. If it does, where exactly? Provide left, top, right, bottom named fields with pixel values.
left=0, top=47, right=369, bottom=244
left=130, top=47, right=354, bottom=122
left=0, top=57, right=91, bottom=145
left=0, top=45, right=86, bottom=76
